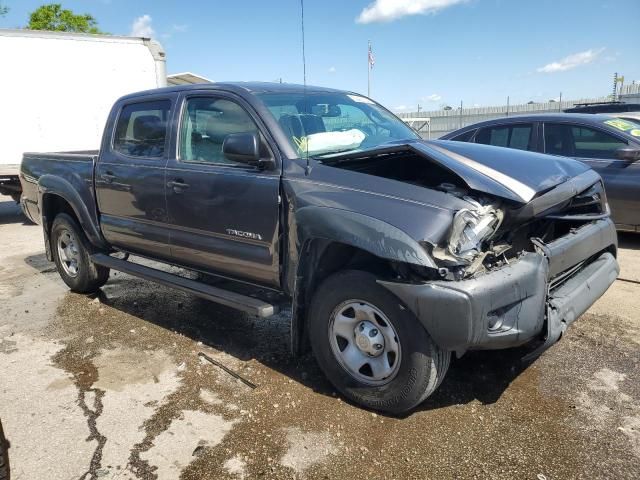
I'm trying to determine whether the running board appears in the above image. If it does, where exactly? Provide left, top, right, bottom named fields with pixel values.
left=90, top=253, right=277, bottom=318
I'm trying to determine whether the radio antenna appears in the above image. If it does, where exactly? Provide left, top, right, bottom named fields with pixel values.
left=300, top=0, right=310, bottom=174
left=300, top=0, right=307, bottom=87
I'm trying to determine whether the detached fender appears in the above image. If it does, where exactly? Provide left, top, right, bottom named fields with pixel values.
left=288, top=206, right=437, bottom=356
left=295, top=206, right=437, bottom=269
left=38, top=174, right=108, bottom=251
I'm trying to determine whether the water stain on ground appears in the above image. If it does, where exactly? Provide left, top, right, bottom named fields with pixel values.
left=31, top=275, right=640, bottom=480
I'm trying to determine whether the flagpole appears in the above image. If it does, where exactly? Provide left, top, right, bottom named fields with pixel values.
left=367, top=40, right=371, bottom=97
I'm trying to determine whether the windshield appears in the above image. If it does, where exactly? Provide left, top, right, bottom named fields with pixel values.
left=603, top=118, right=640, bottom=138
left=255, top=92, right=420, bottom=158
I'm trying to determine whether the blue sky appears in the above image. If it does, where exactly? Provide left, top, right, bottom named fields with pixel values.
left=2, top=0, right=639, bottom=111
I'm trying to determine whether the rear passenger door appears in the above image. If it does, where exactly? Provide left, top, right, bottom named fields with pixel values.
left=542, top=122, right=637, bottom=227
left=474, top=123, right=537, bottom=151
left=164, top=93, right=281, bottom=288
left=95, top=97, right=173, bottom=260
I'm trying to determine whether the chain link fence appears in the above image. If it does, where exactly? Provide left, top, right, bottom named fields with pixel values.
left=399, top=83, right=640, bottom=138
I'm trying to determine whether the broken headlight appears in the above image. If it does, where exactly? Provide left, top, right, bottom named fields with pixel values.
left=447, top=205, right=502, bottom=263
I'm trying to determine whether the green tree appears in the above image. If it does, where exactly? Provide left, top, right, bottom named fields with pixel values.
left=27, top=3, right=105, bottom=33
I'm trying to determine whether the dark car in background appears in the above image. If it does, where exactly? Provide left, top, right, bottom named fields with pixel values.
left=442, top=114, right=640, bottom=232
left=563, top=101, right=640, bottom=114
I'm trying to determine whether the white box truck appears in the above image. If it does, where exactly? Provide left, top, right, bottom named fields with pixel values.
left=0, top=29, right=167, bottom=201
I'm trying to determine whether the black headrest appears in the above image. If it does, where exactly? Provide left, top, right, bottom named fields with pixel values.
left=298, top=114, right=326, bottom=135
left=133, top=115, right=164, bottom=140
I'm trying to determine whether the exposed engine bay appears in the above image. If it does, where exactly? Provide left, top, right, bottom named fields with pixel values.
left=328, top=149, right=609, bottom=280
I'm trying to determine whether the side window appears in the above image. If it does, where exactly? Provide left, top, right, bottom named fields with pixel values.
left=476, top=124, right=533, bottom=151
left=571, top=126, right=628, bottom=159
left=477, top=126, right=509, bottom=147
left=179, top=97, right=259, bottom=165
left=450, top=129, right=476, bottom=142
left=543, top=123, right=572, bottom=156
left=544, top=123, right=628, bottom=159
left=113, top=100, right=170, bottom=158
left=510, top=126, right=533, bottom=150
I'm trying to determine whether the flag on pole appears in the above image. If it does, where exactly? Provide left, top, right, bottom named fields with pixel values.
left=368, top=42, right=375, bottom=69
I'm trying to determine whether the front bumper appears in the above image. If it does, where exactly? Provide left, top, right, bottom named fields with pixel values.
left=380, top=218, right=619, bottom=353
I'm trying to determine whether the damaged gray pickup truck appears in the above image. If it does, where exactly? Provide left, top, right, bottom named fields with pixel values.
left=20, top=83, right=619, bottom=414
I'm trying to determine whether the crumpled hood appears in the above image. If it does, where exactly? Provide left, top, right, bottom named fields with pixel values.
left=417, top=140, right=591, bottom=203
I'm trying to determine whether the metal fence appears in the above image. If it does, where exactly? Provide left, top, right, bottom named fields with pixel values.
left=399, top=84, right=640, bottom=138
left=620, top=83, right=640, bottom=103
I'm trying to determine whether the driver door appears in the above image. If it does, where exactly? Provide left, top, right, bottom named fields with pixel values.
left=165, top=93, right=281, bottom=287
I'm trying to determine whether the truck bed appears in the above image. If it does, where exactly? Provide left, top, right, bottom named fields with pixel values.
left=20, top=150, right=99, bottom=222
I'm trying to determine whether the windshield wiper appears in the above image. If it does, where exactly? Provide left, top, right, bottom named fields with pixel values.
left=312, top=148, right=360, bottom=159
left=318, top=143, right=416, bottom=165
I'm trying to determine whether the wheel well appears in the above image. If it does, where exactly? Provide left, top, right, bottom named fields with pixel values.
left=307, top=240, right=396, bottom=289
left=42, top=194, right=79, bottom=235
left=292, top=240, right=399, bottom=355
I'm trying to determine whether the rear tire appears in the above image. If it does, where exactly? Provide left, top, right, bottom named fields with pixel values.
left=51, top=213, right=110, bottom=293
left=308, top=270, right=450, bottom=415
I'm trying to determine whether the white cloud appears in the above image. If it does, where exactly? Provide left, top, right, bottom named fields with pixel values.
left=357, top=0, right=467, bottom=24
left=393, top=105, right=409, bottom=111
left=159, top=24, right=188, bottom=40
left=130, top=14, right=155, bottom=38
left=172, top=24, right=188, bottom=33
left=423, top=93, right=442, bottom=102
left=537, top=48, right=605, bottom=73
left=328, top=66, right=337, bottom=73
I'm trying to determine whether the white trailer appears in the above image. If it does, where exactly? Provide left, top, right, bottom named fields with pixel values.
left=0, top=29, right=167, bottom=200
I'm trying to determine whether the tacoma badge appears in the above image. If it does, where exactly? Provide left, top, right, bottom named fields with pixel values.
left=226, top=229, right=263, bottom=241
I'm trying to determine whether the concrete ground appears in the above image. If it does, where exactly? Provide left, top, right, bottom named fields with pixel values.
left=1, top=198, right=639, bottom=480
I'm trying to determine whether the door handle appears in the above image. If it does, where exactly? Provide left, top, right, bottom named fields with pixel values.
left=100, top=172, right=116, bottom=183
left=167, top=179, right=190, bottom=193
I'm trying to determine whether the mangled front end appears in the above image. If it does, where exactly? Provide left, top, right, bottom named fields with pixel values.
left=431, top=196, right=505, bottom=279
left=382, top=169, right=619, bottom=356
left=314, top=141, right=618, bottom=355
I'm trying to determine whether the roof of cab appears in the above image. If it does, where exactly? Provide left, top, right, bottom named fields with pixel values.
left=118, top=81, right=350, bottom=101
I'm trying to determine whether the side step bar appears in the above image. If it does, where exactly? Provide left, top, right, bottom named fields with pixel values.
left=90, top=253, right=277, bottom=318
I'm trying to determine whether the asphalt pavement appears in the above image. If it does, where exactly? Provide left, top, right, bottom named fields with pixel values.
left=1, top=199, right=639, bottom=480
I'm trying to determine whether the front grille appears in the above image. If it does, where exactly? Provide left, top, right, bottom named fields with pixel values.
left=549, top=260, right=586, bottom=291
left=499, top=181, right=609, bottom=261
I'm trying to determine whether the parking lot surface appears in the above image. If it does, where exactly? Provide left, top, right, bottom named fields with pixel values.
left=1, top=199, right=639, bottom=480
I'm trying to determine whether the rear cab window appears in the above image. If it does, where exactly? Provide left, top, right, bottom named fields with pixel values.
left=449, top=129, right=476, bottom=142
left=113, top=100, right=171, bottom=158
left=475, top=124, right=534, bottom=151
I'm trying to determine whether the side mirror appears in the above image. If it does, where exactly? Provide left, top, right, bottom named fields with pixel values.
left=222, top=132, right=260, bottom=164
left=615, top=146, right=640, bottom=162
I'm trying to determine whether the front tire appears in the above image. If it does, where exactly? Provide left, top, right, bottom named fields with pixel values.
left=308, top=270, right=450, bottom=415
left=0, top=420, right=9, bottom=480
left=51, top=213, right=110, bottom=293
